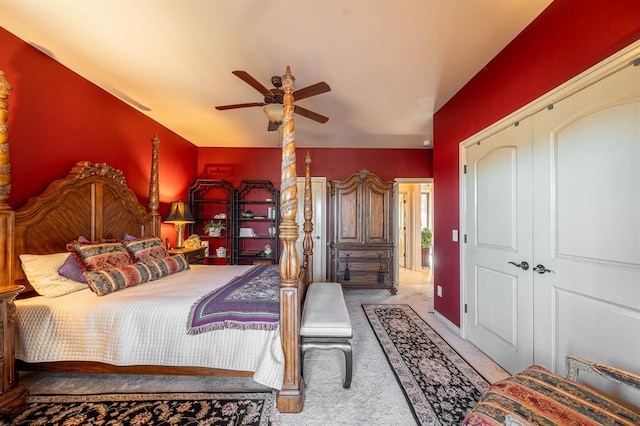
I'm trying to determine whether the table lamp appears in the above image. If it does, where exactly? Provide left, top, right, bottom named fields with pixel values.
left=164, top=201, right=195, bottom=248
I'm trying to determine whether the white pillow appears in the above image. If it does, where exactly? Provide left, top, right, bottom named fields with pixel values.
left=19, top=253, right=88, bottom=297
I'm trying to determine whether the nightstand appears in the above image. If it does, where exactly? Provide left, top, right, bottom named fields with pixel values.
left=0, top=285, right=28, bottom=418
left=168, top=246, right=206, bottom=264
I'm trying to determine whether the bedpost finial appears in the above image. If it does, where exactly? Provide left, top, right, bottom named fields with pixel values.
left=0, top=71, right=13, bottom=99
left=283, top=66, right=295, bottom=86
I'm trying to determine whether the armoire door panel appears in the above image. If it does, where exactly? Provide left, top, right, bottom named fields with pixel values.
left=365, top=184, right=391, bottom=243
left=335, top=187, right=361, bottom=243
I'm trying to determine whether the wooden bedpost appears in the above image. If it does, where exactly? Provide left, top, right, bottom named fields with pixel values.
left=0, top=71, right=14, bottom=288
left=148, top=134, right=161, bottom=237
left=277, top=66, right=304, bottom=412
left=303, top=151, right=314, bottom=284
left=0, top=70, right=28, bottom=416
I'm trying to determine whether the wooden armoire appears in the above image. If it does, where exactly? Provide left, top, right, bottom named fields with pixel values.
left=328, top=169, right=396, bottom=294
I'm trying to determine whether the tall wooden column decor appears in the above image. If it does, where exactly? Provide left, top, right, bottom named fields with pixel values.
left=303, top=151, right=314, bottom=284
left=0, top=70, right=28, bottom=418
left=148, top=134, right=161, bottom=237
left=277, top=66, right=304, bottom=412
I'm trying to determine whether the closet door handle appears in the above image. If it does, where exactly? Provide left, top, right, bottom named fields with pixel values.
left=534, top=264, right=553, bottom=274
left=508, top=261, right=529, bottom=270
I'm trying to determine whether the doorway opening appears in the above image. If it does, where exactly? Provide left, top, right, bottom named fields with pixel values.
left=395, top=179, right=433, bottom=286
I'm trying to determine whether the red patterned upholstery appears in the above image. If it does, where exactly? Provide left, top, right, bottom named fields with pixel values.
left=464, top=362, right=640, bottom=426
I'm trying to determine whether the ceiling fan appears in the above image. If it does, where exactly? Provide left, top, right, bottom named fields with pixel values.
left=215, top=70, right=331, bottom=131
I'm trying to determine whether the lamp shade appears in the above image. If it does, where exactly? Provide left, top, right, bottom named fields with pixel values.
left=263, top=103, right=284, bottom=123
left=164, top=201, right=195, bottom=223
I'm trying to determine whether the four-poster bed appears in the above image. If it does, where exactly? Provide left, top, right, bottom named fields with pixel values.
left=0, top=67, right=310, bottom=415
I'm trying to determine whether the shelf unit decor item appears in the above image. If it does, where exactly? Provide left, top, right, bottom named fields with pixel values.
left=187, top=180, right=234, bottom=265
left=328, top=169, right=396, bottom=294
left=233, top=180, right=280, bottom=265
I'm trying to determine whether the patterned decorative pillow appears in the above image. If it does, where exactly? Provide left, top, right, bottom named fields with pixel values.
left=19, top=253, right=88, bottom=297
left=71, top=242, right=133, bottom=271
left=124, top=237, right=169, bottom=262
left=84, top=262, right=150, bottom=296
left=84, top=254, right=189, bottom=296
left=146, top=253, right=190, bottom=277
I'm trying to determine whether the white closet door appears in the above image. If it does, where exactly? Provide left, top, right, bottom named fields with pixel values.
left=464, top=117, right=534, bottom=373
left=532, top=62, right=640, bottom=399
left=296, top=177, right=327, bottom=282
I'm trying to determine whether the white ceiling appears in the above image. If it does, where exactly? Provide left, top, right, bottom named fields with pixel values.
left=1, top=0, right=552, bottom=148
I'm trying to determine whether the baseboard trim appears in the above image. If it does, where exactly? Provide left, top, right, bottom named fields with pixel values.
left=433, top=310, right=461, bottom=336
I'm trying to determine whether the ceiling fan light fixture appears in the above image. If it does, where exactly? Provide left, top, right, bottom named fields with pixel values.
left=263, top=103, right=284, bottom=123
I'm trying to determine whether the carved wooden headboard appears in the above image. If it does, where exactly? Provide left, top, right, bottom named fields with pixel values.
left=12, top=159, right=161, bottom=293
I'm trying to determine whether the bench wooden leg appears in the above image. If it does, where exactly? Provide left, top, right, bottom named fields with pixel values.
left=301, top=339, right=352, bottom=389
left=343, top=343, right=352, bottom=389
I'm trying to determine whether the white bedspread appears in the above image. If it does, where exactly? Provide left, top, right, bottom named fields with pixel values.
left=15, top=265, right=285, bottom=389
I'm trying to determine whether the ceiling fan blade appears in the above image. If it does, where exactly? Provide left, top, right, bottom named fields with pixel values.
left=294, top=105, right=329, bottom=123
left=215, top=102, right=264, bottom=110
left=232, top=71, right=271, bottom=96
left=267, top=120, right=280, bottom=131
left=293, top=81, right=331, bottom=101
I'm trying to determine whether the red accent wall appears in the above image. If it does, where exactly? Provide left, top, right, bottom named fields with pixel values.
left=197, top=147, right=432, bottom=185
left=0, top=27, right=198, bottom=244
left=433, top=0, right=640, bottom=326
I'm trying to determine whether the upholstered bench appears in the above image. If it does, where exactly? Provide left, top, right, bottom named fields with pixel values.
left=463, top=355, right=640, bottom=426
left=300, top=282, right=353, bottom=388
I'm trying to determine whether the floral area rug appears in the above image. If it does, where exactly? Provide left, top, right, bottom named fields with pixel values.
left=7, top=392, right=274, bottom=425
left=363, top=304, right=490, bottom=425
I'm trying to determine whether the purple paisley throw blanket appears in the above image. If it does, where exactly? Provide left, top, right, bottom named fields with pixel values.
left=187, top=265, right=280, bottom=334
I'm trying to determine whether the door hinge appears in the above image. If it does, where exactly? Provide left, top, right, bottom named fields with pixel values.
left=464, top=303, right=468, bottom=313
left=463, top=165, right=467, bottom=174
left=464, top=234, right=467, bottom=243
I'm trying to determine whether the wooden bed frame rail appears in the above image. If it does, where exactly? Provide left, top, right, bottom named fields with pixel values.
left=0, top=67, right=310, bottom=414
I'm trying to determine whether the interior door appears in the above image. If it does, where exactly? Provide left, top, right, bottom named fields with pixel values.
left=296, top=177, right=326, bottom=282
left=398, top=191, right=407, bottom=268
left=531, top=62, right=640, bottom=398
left=464, top=117, right=534, bottom=373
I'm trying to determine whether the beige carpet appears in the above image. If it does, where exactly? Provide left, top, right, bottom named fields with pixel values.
left=19, top=283, right=508, bottom=425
